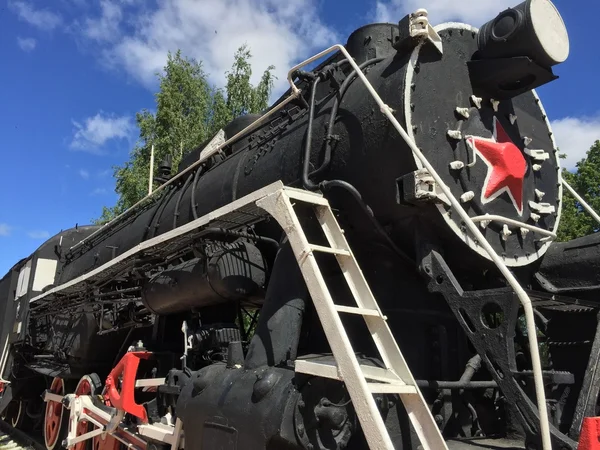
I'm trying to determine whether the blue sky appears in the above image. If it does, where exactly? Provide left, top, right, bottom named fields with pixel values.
left=0, top=0, right=599, bottom=275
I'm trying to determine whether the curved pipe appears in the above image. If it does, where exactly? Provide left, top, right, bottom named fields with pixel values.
left=301, top=77, right=321, bottom=191
left=191, top=164, right=205, bottom=220
left=312, top=57, right=385, bottom=178
left=244, top=241, right=307, bottom=369
left=174, top=172, right=194, bottom=228
left=320, top=180, right=415, bottom=266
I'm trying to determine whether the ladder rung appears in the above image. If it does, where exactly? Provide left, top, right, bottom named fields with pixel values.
left=309, top=244, right=350, bottom=256
left=334, top=305, right=386, bottom=319
left=368, top=383, right=418, bottom=394
left=295, top=359, right=403, bottom=384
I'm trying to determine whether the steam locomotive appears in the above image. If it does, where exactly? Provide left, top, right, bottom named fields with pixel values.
left=2, top=1, right=599, bottom=449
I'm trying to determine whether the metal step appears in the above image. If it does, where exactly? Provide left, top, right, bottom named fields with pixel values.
left=334, top=305, right=384, bottom=318
left=308, top=244, right=351, bottom=256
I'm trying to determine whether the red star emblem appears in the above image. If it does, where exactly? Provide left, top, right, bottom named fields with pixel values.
left=466, top=117, right=527, bottom=215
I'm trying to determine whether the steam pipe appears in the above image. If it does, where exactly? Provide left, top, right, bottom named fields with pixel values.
left=301, top=77, right=321, bottom=191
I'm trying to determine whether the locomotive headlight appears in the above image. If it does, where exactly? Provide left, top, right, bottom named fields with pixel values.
left=477, top=0, right=569, bottom=68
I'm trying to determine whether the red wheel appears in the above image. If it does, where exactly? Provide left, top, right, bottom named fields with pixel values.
left=93, top=435, right=122, bottom=450
left=44, top=377, right=67, bottom=450
left=88, top=374, right=122, bottom=450
left=74, top=374, right=102, bottom=450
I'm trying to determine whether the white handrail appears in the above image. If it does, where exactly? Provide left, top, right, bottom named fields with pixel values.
left=470, top=215, right=558, bottom=241
left=285, top=43, right=553, bottom=450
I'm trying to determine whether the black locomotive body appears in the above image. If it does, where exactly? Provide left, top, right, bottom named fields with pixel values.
left=2, top=1, right=599, bottom=449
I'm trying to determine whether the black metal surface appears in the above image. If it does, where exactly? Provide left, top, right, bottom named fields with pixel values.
left=141, top=241, right=266, bottom=315
left=177, top=364, right=301, bottom=450
left=467, top=57, right=558, bottom=100
left=536, top=232, right=600, bottom=299
left=346, top=23, right=400, bottom=64
left=421, top=248, right=580, bottom=450
left=568, top=312, right=600, bottom=439
left=244, top=241, right=308, bottom=370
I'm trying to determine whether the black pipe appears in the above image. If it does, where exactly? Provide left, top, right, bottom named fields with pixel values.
left=416, top=380, right=497, bottom=390
left=191, top=164, right=206, bottom=220
left=311, top=57, right=385, bottom=178
left=459, top=354, right=482, bottom=384
left=149, top=184, right=180, bottom=239
left=320, top=180, right=415, bottom=266
left=301, top=77, right=322, bottom=191
left=139, top=183, right=176, bottom=242
left=244, top=240, right=308, bottom=369
left=173, top=172, right=194, bottom=228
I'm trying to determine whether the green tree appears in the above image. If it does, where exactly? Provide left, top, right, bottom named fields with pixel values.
left=94, top=45, right=275, bottom=224
left=557, top=140, right=600, bottom=241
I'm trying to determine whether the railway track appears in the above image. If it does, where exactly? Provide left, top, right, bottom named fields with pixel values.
left=0, top=421, right=43, bottom=450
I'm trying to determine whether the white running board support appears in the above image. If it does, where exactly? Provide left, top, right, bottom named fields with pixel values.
left=256, top=189, right=448, bottom=450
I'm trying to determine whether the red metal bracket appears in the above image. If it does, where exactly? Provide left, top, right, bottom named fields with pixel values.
left=104, top=351, right=151, bottom=423
left=578, top=417, right=600, bottom=450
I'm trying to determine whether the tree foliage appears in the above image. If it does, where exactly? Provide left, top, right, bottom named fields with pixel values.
left=94, top=45, right=275, bottom=224
left=557, top=140, right=600, bottom=241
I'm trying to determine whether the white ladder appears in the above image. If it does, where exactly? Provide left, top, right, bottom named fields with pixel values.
left=257, top=187, right=448, bottom=450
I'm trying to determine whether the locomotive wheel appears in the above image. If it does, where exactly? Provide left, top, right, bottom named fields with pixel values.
left=44, top=377, right=68, bottom=450
left=1, top=399, right=24, bottom=428
left=74, top=374, right=103, bottom=450
left=92, top=435, right=122, bottom=450
left=74, top=374, right=122, bottom=450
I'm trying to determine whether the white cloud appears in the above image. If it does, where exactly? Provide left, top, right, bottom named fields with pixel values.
left=80, top=0, right=337, bottom=93
left=82, top=0, right=122, bottom=42
left=97, top=169, right=112, bottom=178
left=17, top=37, right=36, bottom=52
left=70, top=111, right=133, bottom=153
left=79, top=169, right=90, bottom=179
left=9, top=1, right=63, bottom=31
left=28, top=230, right=50, bottom=239
left=375, top=0, right=516, bottom=27
left=551, top=116, right=600, bottom=171
left=0, top=224, right=11, bottom=237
